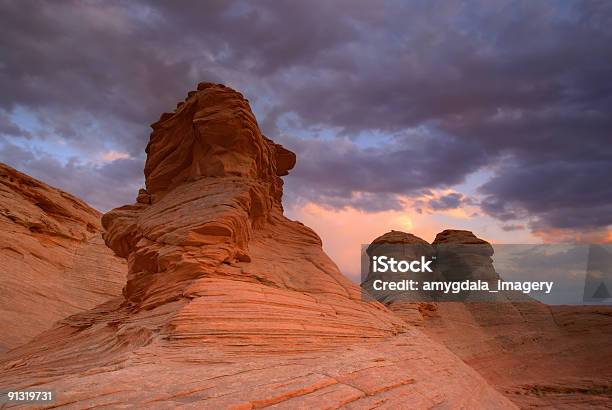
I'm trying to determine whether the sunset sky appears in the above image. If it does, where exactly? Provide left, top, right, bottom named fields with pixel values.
left=1, top=1, right=611, bottom=281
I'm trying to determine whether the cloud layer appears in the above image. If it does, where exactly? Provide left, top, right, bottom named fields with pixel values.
left=1, top=0, right=611, bottom=239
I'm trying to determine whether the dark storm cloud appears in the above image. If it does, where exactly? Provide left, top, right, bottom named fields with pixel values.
left=0, top=0, right=611, bottom=236
left=480, top=160, right=612, bottom=231
left=277, top=131, right=488, bottom=212
left=501, top=224, right=526, bottom=232
left=0, top=0, right=373, bottom=209
left=427, top=193, right=467, bottom=211
left=0, top=112, right=30, bottom=138
left=0, top=142, right=143, bottom=211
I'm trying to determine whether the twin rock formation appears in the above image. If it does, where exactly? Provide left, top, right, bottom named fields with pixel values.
left=367, top=229, right=612, bottom=408
left=0, top=83, right=610, bottom=408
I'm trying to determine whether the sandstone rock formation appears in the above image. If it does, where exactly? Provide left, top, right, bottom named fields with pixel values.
left=367, top=229, right=612, bottom=408
left=0, top=163, right=126, bottom=352
left=362, top=230, right=438, bottom=321
left=0, top=84, right=515, bottom=408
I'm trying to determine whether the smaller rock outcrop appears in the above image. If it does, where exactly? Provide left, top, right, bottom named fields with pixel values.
left=362, top=230, right=437, bottom=321
left=365, top=228, right=612, bottom=408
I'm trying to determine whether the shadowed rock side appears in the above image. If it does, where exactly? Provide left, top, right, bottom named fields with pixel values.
left=368, top=229, right=612, bottom=408
left=0, top=85, right=514, bottom=408
left=0, top=163, right=126, bottom=352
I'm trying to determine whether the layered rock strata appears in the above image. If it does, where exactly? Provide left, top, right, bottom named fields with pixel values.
left=0, top=163, right=126, bottom=352
left=0, top=84, right=515, bottom=408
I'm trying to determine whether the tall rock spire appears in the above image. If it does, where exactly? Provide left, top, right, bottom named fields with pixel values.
left=101, top=83, right=403, bottom=346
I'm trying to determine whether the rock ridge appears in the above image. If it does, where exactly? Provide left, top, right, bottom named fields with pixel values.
left=0, top=163, right=126, bottom=352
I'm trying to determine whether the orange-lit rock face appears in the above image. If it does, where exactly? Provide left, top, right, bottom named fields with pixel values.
left=100, top=83, right=404, bottom=350
left=144, top=83, right=294, bottom=198
left=0, top=85, right=516, bottom=408
left=0, top=163, right=126, bottom=352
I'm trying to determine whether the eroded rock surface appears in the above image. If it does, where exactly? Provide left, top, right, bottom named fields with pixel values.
left=0, top=85, right=514, bottom=408
left=0, top=163, right=126, bottom=352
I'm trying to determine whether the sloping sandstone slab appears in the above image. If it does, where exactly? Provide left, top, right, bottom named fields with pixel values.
left=0, top=163, right=126, bottom=352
